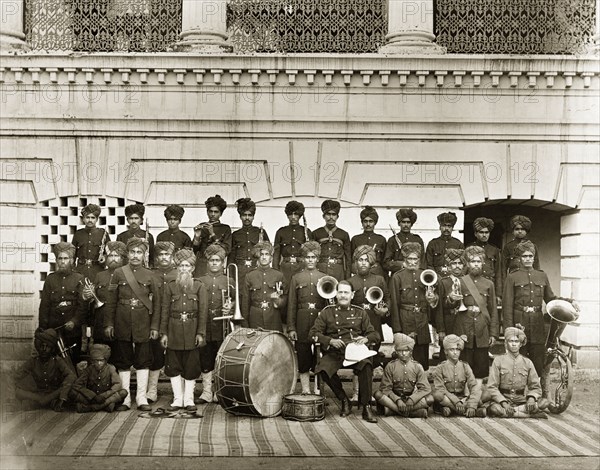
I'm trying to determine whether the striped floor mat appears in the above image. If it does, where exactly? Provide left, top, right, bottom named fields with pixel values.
left=2, top=403, right=598, bottom=457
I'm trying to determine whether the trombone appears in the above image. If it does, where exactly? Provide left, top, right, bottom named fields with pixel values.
left=213, top=263, right=244, bottom=337
left=317, top=275, right=338, bottom=305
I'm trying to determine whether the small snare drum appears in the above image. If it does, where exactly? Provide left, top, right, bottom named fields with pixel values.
left=281, top=394, right=325, bottom=422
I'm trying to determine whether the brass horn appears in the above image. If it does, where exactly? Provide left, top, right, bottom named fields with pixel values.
left=365, top=286, right=383, bottom=305
left=420, top=269, right=438, bottom=298
left=214, top=263, right=244, bottom=335
left=317, top=275, right=338, bottom=304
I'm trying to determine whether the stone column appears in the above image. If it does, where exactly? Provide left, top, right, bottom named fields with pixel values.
left=0, top=0, right=28, bottom=51
left=174, top=0, right=231, bottom=52
left=379, top=0, right=445, bottom=54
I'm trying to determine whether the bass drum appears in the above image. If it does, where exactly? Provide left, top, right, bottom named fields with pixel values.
left=214, top=328, right=298, bottom=417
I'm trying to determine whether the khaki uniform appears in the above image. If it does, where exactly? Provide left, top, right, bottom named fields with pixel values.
left=433, top=360, right=481, bottom=409
left=483, top=353, right=542, bottom=406
left=378, top=358, right=431, bottom=404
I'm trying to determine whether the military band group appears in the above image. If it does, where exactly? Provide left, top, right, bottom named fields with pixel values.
left=16, top=195, right=576, bottom=424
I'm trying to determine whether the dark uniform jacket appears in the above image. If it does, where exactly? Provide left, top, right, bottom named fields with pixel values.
left=160, top=279, right=207, bottom=350
left=310, top=304, right=379, bottom=377
left=156, top=229, right=192, bottom=252
left=104, top=265, right=162, bottom=342
left=152, top=267, right=177, bottom=291
left=467, top=240, right=502, bottom=296
left=453, top=274, right=498, bottom=349
left=486, top=353, right=542, bottom=404
left=426, top=236, right=464, bottom=276
left=39, top=270, right=86, bottom=339
left=388, top=268, right=434, bottom=345
left=72, top=363, right=122, bottom=400
left=434, top=275, right=461, bottom=334
left=502, top=238, right=540, bottom=275
left=273, top=225, right=312, bottom=283
left=313, top=226, right=351, bottom=281
left=230, top=225, right=269, bottom=282
left=503, top=268, right=555, bottom=345
left=433, top=360, right=481, bottom=408
left=89, top=268, right=118, bottom=342
left=197, top=272, right=234, bottom=343
left=117, top=228, right=155, bottom=267
left=287, top=269, right=327, bottom=342
left=378, top=358, right=431, bottom=403
left=346, top=272, right=389, bottom=348
left=383, top=232, right=425, bottom=274
left=241, top=266, right=286, bottom=332
left=72, top=227, right=110, bottom=279
left=15, top=356, right=75, bottom=401
left=192, top=222, right=232, bottom=277
left=350, top=232, right=387, bottom=278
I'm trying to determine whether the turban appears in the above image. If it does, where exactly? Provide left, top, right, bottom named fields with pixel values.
left=285, top=200, right=305, bottom=216
left=105, top=241, right=127, bottom=258
left=124, top=204, right=145, bottom=218
left=154, top=241, right=175, bottom=255
left=442, top=334, right=466, bottom=350
left=173, top=249, right=196, bottom=266
left=353, top=245, right=376, bottom=264
left=205, top=195, right=227, bottom=213
left=393, top=333, right=415, bottom=350
left=89, top=344, right=111, bottom=361
left=126, top=237, right=148, bottom=252
left=463, top=245, right=486, bottom=262
left=300, top=241, right=321, bottom=257
left=252, top=241, right=274, bottom=258
left=445, top=248, right=464, bottom=264
left=515, top=240, right=536, bottom=256
left=473, top=217, right=494, bottom=232
left=204, top=244, right=226, bottom=260
left=321, top=199, right=340, bottom=214
left=401, top=242, right=421, bottom=258
left=236, top=198, right=256, bottom=215
left=360, top=206, right=379, bottom=223
left=504, top=327, right=527, bottom=346
left=52, top=242, right=75, bottom=258
left=510, top=215, right=532, bottom=232
left=437, top=212, right=458, bottom=226
left=396, top=208, right=417, bottom=225
left=81, top=204, right=101, bottom=218
left=164, top=204, right=184, bottom=220
left=34, top=328, right=58, bottom=348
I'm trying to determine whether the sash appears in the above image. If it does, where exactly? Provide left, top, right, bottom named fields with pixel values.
left=461, top=275, right=489, bottom=319
left=122, top=265, right=152, bottom=311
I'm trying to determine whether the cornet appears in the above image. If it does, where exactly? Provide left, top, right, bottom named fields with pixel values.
left=80, top=277, right=105, bottom=308
left=452, top=277, right=467, bottom=312
left=317, top=275, right=338, bottom=304
left=214, top=263, right=244, bottom=336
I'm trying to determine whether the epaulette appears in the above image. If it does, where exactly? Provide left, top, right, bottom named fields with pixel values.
left=350, top=303, right=366, bottom=312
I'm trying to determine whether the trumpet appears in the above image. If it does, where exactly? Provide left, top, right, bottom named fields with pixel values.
left=214, top=263, right=244, bottom=336
left=452, top=277, right=467, bottom=312
left=317, top=275, right=338, bottom=304
left=365, top=286, right=386, bottom=309
left=79, top=277, right=105, bottom=308
left=420, top=269, right=438, bottom=296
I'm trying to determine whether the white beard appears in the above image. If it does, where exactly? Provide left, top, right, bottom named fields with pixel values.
left=177, top=271, right=194, bottom=292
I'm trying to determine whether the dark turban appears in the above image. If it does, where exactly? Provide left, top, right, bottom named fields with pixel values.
left=396, top=208, right=417, bottom=225
left=89, top=344, right=111, bottom=361
left=300, top=241, right=321, bottom=257
left=321, top=199, right=340, bottom=214
left=125, top=204, right=145, bottom=218
left=360, top=206, right=379, bottom=223
left=34, top=328, right=58, bottom=348
left=504, top=327, right=527, bottom=346
left=463, top=245, right=486, bottom=262
left=236, top=198, right=256, bottom=215
left=285, top=200, right=305, bottom=216
left=515, top=240, right=536, bottom=256
left=252, top=241, right=274, bottom=258
left=204, top=244, right=226, bottom=260
left=393, top=333, right=415, bottom=350
left=353, top=245, right=376, bottom=264
left=155, top=241, right=175, bottom=255
left=473, top=217, right=494, bottom=232
left=205, top=195, right=227, bottom=213
left=105, top=241, right=127, bottom=259
left=401, top=242, right=421, bottom=258
left=164, top=205, right=184, bottom=220
left=126, top=237, right=148, bottom=252
left=510, top=215, right=532, bottom=232
left=442, top=334, right=467, bottom=350
left=437, top=212, right=458, bottom=226
left=445, top=248, right=464, bottom=264
left=81, top=204, right=101, bottom=218
left=52, top=242, right=75, bottom=258
left=173, top=249, right=196, bottom=266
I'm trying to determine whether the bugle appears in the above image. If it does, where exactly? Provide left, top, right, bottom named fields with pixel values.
left=317, top=275, right=338, bottom=304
